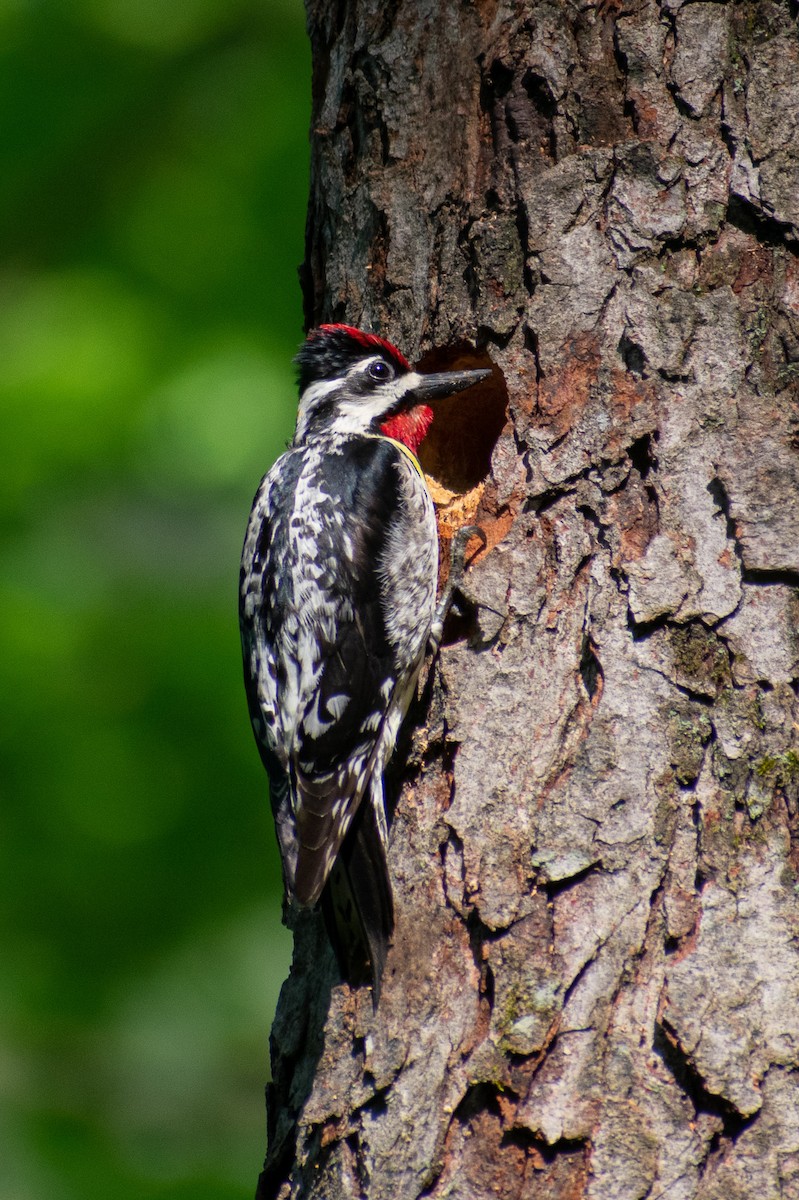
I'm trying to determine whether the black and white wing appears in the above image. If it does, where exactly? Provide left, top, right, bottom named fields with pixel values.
left=240, top=435, right=437, bottom=918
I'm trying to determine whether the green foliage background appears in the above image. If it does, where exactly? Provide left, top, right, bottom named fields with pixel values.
left=0, top=2, right=308, bottom=1195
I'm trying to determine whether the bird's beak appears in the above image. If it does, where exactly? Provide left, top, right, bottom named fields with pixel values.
left=410, top=367, right=492, bottom=402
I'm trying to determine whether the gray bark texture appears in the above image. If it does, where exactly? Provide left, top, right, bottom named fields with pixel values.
left=260, top=1, right=799, bottom=1197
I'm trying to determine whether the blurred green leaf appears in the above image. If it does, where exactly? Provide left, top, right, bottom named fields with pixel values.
left=0, top=1, right=307, bottom=1196
left=137, top=342, right=295, bottom=492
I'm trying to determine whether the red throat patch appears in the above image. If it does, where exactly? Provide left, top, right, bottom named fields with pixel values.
left=380, top=405, right=434, bottom=457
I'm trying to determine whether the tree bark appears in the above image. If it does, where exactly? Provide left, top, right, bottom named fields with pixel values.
left=261, top=1, right=799, bottom=1197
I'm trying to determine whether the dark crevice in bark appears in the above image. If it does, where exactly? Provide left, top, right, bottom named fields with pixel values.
left=531, top=486, right=575, bottom=515
left=544, top=861, right=601, bottom=900
left=706, top=477, right=737, bottom=544
left=742, top=565, right=799, bottom=588
left=656, top=230, right=716, bottom=261
left=666, top=78, right=705, bottom=122
left=463, top=910, right=502, bottom=1015
left=690, top=783, right=703, bottom=834
left=503, top=1125, right=588, bottom=1160
left=523, top=323, right=543, bottom=382
left=416, top=1163, right=445, bottom=1199
left=653, top=1020, right=758, bottom=1139
left=577, top=502, right=612, bottom=552
left=477, top=323, right=519, bottom=351
left=612, top=20, right=637, bottom=135
left=628, top=431, right=659, bottom=479
left=453, top=1080, right=517, bottom=1123
left=467, top=908, right=509, bottom=948
left=619, top=331, right=648, bottom=377
left=458, top=217, right=482, bottom=308
left=574, top=552, right=593, bottom=583
left=668, top=676, right=718, bottom=709
left=357, top=1086, right=390, bottom=1120
left=515, top=199, right=537, bottom=296
left=489, top=58, right=514, bottom=100
left=706, top=480, right=749, bottom=609
left=561, top=951, right=603, bottom=1016
left=520, top=70, right=557, bottom=158
left=600, top=147, right=620, bottom=225
left=628, top=611, right=673, bottom=641
left=521, top=70, right=557, bottom=120
left=646, top=481, right=660, bottom=525
left=727, top=194, right=799, bottom=253
left=579, top=634, right=603, bottom=700
left=483, top=958, right=496, bottom=1010
left=485, top=187, right=502, bottom=213
left=480, top=58, right=515, bottom=154
left=719, top=113, right=737, bottom=163
left=440, top=825, right=466, bottom=913
left=656, top=366, right=693, bottom=384
left=346, top=1132, right=369, bottom=1193
left=298, top=256, right=315, bottom=333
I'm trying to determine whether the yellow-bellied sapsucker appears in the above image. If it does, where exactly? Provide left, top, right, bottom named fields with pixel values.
left=239, top=324, right=488, bottom=995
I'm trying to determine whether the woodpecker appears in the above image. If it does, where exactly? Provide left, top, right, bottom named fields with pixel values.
left=240, top=324, right=489, bottom=995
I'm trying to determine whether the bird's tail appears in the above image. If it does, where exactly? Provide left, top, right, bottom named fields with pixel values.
left=321, top=784, right=394, bottom=1003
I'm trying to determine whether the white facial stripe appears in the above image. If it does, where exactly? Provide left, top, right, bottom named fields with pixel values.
left=333, top=372, right=421, bottom=430
left=300, top=378, right=340, bottom=407
left=389, top=371, right=422, bottom=399
left=295, top=378, right=340, bottom=442
left=295, top=360, right=424, bottom=441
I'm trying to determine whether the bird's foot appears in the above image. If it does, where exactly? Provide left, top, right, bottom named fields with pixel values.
left=429, top=524, right=487, bottom=653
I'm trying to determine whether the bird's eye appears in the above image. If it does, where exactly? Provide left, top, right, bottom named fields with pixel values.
left=368, top=360, right=392, bottom=381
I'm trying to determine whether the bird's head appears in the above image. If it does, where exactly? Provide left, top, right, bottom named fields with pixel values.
left=293, top=324, right=490, bottom=455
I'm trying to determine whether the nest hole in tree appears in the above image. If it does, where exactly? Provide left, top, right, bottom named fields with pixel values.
left=416, top=346, right=507, bottom=646
left=417, top=344, right=507, bottom=502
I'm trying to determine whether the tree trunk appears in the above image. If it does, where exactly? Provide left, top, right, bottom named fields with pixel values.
left=260, top=1, right=799, bottom=1197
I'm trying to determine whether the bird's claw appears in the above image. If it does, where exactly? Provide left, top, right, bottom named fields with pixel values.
left=449, top=524, right=487, bottom=587
left=429, top=523, right=487, bottom=652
